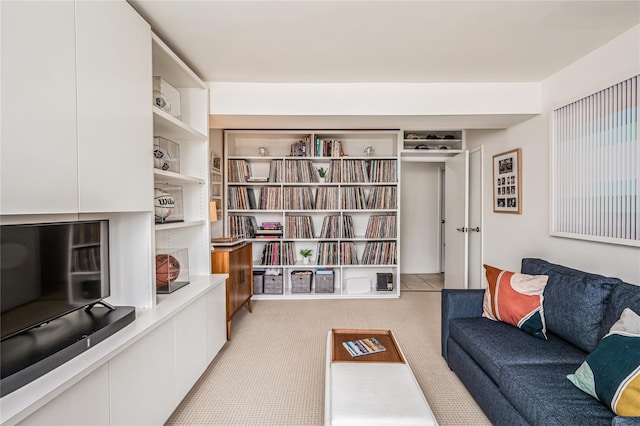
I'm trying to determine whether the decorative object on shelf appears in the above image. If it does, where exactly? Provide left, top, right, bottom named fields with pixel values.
left=317, top=167, right=327, bottom=183
left=210, top=201, right=218, bottom=223
left=154, top=184, right=184, bottom=223
left=492, top=148, right=522, bottom=214
left=152, top=76, right=181, bottom=118
left=299, top=248, right=313, bottom=264
left=211, top=151, right=221, bottom=172
left=364, top=145, right=375, bottom=156
left=153, top=137, right=180, bottom=172
left=258, top=146, right=269, bottom=157
left=155, top=249, right=189, bottom=293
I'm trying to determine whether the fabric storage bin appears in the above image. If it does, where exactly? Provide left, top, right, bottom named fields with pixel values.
left=253, top=270, right=265, bottom=294
left=315, top=270, right=335, bottom=293
left=264, top=274, right=283, bottom=294
left=291, top=270, right=313, bottom=293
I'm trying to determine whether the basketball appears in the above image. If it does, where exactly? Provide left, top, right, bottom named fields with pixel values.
left=153, top=146, right=171, bottom=170
left=156, top=254, right=181, bottom=286
left=154, top=188, right=175, bottom=221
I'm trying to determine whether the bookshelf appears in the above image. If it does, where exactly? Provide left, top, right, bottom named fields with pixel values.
left=224, top=130, right=401, bottom=299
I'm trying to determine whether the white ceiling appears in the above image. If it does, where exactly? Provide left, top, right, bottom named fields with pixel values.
left=129, top=0, right=639, bottom=84
left=129, top=1, right=639, bottom=129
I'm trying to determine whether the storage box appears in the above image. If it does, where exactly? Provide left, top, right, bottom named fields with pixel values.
left=155, top=248, right=189, bottom=293
left=315, top=269, right=335, bottom=293
left=291, top=270, right=313, bottom=293
left=346, top=277, right=371, bottom=294
left=154, top=184, right=184, bottom=224
left=152, top=76, right=181, bottom=118
left=253, top=270, right=265, bottom=294
left=153, top=137, right=180, bottom=173
left=264, top=273, right=283, bottom=294
left=376, top=273, right=394, bottom=291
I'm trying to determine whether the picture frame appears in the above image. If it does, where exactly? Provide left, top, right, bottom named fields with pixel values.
left=210, top=151, right=221, bottom=173
left=492, top=148, right=522, bottom=214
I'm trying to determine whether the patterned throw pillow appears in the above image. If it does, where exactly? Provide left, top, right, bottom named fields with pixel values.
left=482, top=264, right=549, bottom=339
left=567, top=308, right=640, bottom=416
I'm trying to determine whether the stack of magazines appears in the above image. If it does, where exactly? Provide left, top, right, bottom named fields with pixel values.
left=342, top=337, right=386, bottom=357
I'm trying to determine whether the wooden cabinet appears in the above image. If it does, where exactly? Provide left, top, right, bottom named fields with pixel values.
left=211, top=243, right=253, bottom=339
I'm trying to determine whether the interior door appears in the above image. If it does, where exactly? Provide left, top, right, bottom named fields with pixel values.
left=444, top=151, right=469, bottom=289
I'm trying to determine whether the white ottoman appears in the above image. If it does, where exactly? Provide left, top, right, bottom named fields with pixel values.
left=325, top=329, right=438, bottom=426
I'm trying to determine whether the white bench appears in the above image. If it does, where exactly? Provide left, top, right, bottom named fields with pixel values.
left=325, top=329, right=438, bottom=426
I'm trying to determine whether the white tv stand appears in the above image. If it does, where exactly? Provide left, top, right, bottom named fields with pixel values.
left=0, top=275, right=227, bottom=425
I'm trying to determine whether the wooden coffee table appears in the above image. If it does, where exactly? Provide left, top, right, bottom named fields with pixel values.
left=325, top=329, right=438, bottom=425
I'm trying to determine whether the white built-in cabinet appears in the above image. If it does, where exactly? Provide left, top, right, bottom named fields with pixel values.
left=224, top=130, right=401, bottom=298
left=1, top=1, right=79, bottom=214
left=0, top=1, right=151, bottom=215
left=0, top=2, right=225, bottom=424
left=75, top=1, right=153, bottom=213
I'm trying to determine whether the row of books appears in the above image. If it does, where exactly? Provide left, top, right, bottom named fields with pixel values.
left=285, top=216, right=314, bottom=239
left=229, top=215, right=258, bottom=238
left=72, top=222, right=101, bottom=245
left=228, top=159, right=251, bottom=183
left=289, top=138, right=344, bottom=158
left=283, top=160, right=320, bottom=183
left=361, top=241, right=397, bottom=265
left=260, top=241, right=295, bottom=265
left=228, top=186, right=396, bottom=211
left=319, top=215, right=355, bottom=238
left=365, top=215, right=397, bottom=238
left=284, top=187, right=315, bottom=210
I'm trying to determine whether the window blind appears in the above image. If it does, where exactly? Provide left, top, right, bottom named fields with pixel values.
left=551, top=75, right=639, bottom=246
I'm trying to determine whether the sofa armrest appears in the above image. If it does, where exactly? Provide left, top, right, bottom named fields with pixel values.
left=612, top=417, right=640, bottom=426
left=441, top=289, right=484, bottom=361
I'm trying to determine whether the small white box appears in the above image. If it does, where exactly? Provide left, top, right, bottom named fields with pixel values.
left=346, top=277, right=371, bottom=294
left=153, top=76, right=181, bottom=119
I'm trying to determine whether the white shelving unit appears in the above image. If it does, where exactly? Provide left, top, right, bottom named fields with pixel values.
left=224, top=130, right=401, bottom=299
left=400, top=130, right=464, bottom=162
left=151, top=33, right=210, bottom=294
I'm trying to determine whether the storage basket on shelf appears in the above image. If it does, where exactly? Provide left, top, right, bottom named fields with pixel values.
left=263, top=271, right=283, bottom=294
left=291, top=270, right=313, bottom=293
left=315, top=269, right=335, bottom=293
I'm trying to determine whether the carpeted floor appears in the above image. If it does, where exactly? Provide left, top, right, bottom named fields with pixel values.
left=166, top=290, right=490, bottom=425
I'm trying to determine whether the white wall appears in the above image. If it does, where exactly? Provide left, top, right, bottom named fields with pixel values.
left=400, top=162, right=441, bottom=273
left=474, top=25, right=640, bottom=284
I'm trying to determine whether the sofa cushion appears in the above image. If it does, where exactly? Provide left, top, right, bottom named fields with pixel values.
left=499, top=363, right=615, bottom=425
left=598, top=281, right=640, bottom=341
left=482, top=264, right=548, bottom=339
left=521, top=258, right=617, bottom=352
left=568, top=308, right=640, bottom=416
left=449, top=317, right=587, bottom=381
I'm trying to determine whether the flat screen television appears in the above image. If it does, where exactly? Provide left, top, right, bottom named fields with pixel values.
left=1, top=220, right=110, bottom=341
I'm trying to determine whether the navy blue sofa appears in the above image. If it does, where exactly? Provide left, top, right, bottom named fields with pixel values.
left=441, top=258, right=640, bottom=425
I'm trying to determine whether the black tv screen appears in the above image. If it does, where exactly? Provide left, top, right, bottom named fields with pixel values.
left=1, top=220, right=110, bottom=341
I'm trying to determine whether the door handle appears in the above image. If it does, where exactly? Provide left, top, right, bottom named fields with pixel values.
left=456, top=227, right=467, bottom=232
left=469, top=227, right=480, bottom=232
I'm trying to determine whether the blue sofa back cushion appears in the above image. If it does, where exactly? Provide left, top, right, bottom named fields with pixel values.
left=521, top=258, right=618, bottom=353
left=598, top=281, right=640, bottom=341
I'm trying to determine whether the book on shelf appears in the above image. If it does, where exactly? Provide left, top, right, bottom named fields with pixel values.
left=247, top=176, right=269, bottom=182
left=342, top=337, right=386, bottom=357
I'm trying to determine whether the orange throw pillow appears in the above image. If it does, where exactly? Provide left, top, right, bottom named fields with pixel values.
left=482, top=264, right=549, bottom=339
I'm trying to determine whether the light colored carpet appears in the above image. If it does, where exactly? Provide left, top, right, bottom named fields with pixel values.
left=166, top=292, right=490, bottom=425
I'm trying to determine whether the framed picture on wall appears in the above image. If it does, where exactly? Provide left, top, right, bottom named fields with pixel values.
left=493, top=148, right=522, bottom=214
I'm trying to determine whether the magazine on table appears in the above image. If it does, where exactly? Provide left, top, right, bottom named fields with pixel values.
left=342, top=337, right=386, bottom=357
